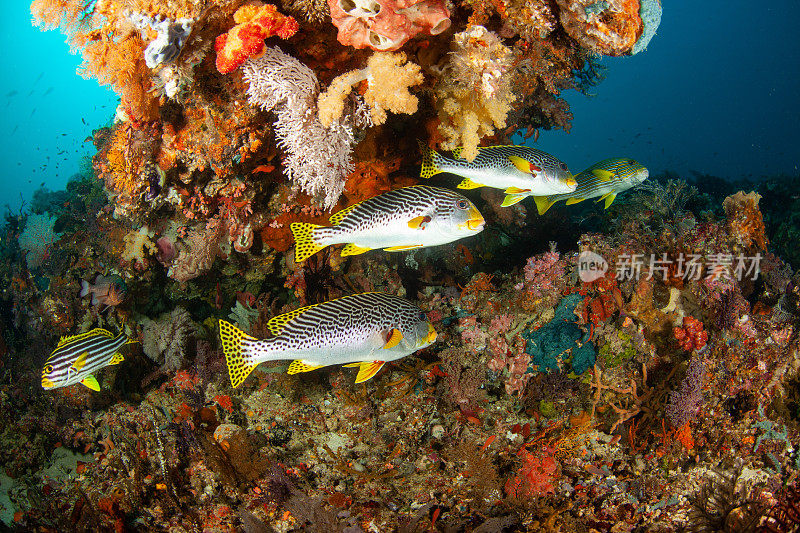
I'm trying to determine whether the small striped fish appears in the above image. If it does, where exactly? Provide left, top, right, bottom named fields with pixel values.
left=419, top=142, right=577, bottom=207
left=41, top=328, right=133, bottom=391
left=219, top=292, right=437, bottom=387
left=290, top=185, right=484, bottom=263
left=532, top=158, right=649, bottom=215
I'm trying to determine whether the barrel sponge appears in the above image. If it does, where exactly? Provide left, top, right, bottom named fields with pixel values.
left=631, top=0, right=662, bottom=54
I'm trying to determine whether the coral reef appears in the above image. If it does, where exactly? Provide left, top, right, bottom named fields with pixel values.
left=12, top=2, right=800, bottom=532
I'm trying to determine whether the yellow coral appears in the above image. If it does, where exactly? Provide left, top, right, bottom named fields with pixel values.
left=318, top=52, right=423, bottom=127
left=122, top=226, right=158, bottom=267
left=434, top=26, right=516, bottom=161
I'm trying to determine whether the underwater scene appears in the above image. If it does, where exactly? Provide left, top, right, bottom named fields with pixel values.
left=2, top=0, right=800, bottom=531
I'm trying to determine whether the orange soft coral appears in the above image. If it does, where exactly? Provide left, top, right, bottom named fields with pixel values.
left=215, top=2, right=300, bottom=74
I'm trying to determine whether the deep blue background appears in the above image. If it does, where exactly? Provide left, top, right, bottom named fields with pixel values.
left=1, top=1, right=798, bottom=213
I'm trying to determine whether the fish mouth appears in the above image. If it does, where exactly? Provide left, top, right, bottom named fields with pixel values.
left=422, top=324, right=437, bottom=345
left=41, top=378, right=55, bottom=389
left=465, top=208, right=485, bottom=231
left=564, top=175, right=577, bottom=189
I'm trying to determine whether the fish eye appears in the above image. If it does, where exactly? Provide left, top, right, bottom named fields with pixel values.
left=418, top=311, right=427, bottom=320
left=560, top=162, right=568, bottom=171
left=44, top=365, right=53, bottom=374
left=456, top=199, right=469, bottom=209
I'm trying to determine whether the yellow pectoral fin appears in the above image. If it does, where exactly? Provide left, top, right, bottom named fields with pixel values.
left=603, top=193, right=617, bottom=209
left=504, top=186, right=531, bottom=194
left=457, top=178, right=484, bottom=190
left=345, top=361, right=387, bottom=384
left=508, top=155, right=532, bottom=174
left=533, top=196, right=556, bottom=215
left=287, top=360, right=324, bottom=375
left=383, top=245, right=423, bottom=251
left=407, top=215, right=431, bottom=230
left=565, top=197, right=586, bottom=205
left=501, top=194, right=527, bottom=207
left=108, top=352, right=124, bottom=365
left=383, top=329, right=403, bottom=349
left=81, top=375, right=100, bottom=391
left=592, top=169, right=615, bottom=181
left=341, top=243, right=372, bottom=256
left=72, top=352, right=89, bottom=371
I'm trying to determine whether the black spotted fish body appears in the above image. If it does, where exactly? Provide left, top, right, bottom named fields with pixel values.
left=219, top=292, right=437, bottom=387
left=290, top=185, right=484, bottom=262
left=419, top=143, right=577, bottom=206
left=532, top=158, right=649, bottom=215
left=41, top=328, right=131, bottom=391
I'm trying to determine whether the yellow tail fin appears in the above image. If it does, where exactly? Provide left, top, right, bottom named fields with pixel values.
left=290, top=222, right=326, bottom=263
left=219, top=320, right=259, bottom=388
left=418, top=141, right=443, bottom=179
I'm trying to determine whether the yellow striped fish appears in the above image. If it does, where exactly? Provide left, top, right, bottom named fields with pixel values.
left=41, top=328, right=134, bottom=391
left=290, top=185, right=484, bottom=263
left=532, top=158, right=649, bottom=215
left=419, top=142, right=577, bottom=207
left=219, top=292, right=437, bottom=388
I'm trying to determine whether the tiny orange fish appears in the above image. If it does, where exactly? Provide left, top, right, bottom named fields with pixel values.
left=251, top=164, right=275, bottom=174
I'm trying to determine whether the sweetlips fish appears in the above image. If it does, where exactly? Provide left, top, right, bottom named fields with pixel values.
left=219, top=292, right=437, bottom=387
left=419, top=142, right=577, bottom=207
left=289, top=185, right=485, bottom=263
left=531, top=157, right=649, bottom=215
left=41, top=327, right=134, bottom=391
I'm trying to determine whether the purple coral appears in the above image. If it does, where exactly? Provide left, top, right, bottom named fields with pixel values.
left=665, top=355, right=706, bottom=429
left=521, top=250, right=563, bottom=297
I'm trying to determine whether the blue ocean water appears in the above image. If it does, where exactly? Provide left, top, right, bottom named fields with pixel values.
left=1, top=1, right=798, bottom=212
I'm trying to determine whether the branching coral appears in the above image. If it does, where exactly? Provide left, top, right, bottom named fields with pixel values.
left=433, top=26, right=516, bottom=161
left=318, top=52, right=423, bottom=127
left=32, top=0, right=161, bottom=121
left=18, top=213, right=62, bottom=269
left=243, top=47, right=367, bottom=209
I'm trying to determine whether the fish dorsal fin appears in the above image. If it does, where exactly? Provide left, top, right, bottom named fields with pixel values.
left=266, top=303, right=321, bottom=336
left=457, top=177, right=484, bottom=190
left=329, top=202, right=363, bottom=225
left=451, top=146, right=464, bottom=159
left=407, top=215, right=431, bottom=230
left=81, top=375, right=100, bottom=391
left=383, top=328, right=403, bottom=349
left=566, top=197, right=586, bottom=205
left=343, top=361, right=386, bottom=383
left=56, top=328, right=113, bottom=348
left=287, top=360, right=324, bottom=374
left=72, top=352, right=89, bottom=371
left=533, top=196, right=556, bottom=215
left=341, top=243, right=372, bottom=256
left=592, top=169, right=615, bottom=181
left=108, top=352, right=124, bottom=365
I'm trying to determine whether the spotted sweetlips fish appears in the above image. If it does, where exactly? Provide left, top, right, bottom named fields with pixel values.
left=531, top=157, right=649, bottom=215
left=289, top=185, right=484, bottom=263
left=41, top=327, right=134, bottom=391
left=219, top=292, right=437, bottom=387
left=419, top=142, right=577, bottom=206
